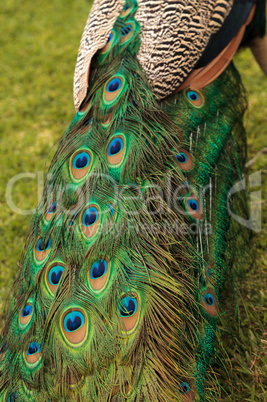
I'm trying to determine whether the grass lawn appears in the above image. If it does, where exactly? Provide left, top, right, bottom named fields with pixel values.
left=0, top=1, right=266, bottom=400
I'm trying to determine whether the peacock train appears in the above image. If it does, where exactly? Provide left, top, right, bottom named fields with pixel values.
left=0, top=0, right=266, bottom=400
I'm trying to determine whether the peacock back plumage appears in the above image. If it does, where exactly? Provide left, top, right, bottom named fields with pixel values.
left=0, top=0, right=266, bottom=400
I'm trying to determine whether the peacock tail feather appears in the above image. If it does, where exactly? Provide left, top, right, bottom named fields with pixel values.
left=0, top=0, right=265, bottom=400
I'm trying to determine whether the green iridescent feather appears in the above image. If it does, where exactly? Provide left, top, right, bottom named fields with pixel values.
left=0, top=1, right=251, bottom=401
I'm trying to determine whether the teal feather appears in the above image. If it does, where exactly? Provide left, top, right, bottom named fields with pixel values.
left=0, top=0, right=258, bottom=400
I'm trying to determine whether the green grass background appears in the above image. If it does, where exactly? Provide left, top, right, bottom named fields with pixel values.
left=0, top=0, right=266, bottom=400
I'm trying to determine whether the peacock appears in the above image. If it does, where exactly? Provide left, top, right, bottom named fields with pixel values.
left=0, top=0, right=266, bottom=400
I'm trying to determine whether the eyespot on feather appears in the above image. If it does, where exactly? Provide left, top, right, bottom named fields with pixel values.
left=70, top=149, right=92, bottom=181
left=106, top=135, right=126, bottom=166
left=201, top=288, right=218, bottom=317
left=20, top=303, right=33, bottom=327
left=175, top=149, right=194, bottom=171
left=103, top=76, right=125, bottom=104
left=120, top=1, right=136, bottom=18
left=46, top=262, right=65, bottom=294
left=89, top=259, right=109, bottom=292
left=176, top=380, right=196, bottom=401
left=24, top=342, right=42, bottom=366
left=178, top=381, right=190, bottom=394
left=120, top=22, right=135, bottom=44
left=61, top=309, right=87, bottom=346
left=45, top=202, right=57, bottom=221
left=35, top=237, right=52, bottom=262
left=119, top=294, right=140, bottom=332
left=185, top=194, right=204, bottom=220
left=81, top=204, right=100, bottom=238
left=79, top=94, right=94, bottom=114
left=99, top=30, right=116, bottom=54
left=185, top=88, right=204, bottom=108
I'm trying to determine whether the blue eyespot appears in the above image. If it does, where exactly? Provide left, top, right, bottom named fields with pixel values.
left=27, top=342, right=40, bottom=355
left=107, top=33, right=113, bottom=44
left=36, top=237, right=52, bottom=252
left=73, top=152, right=90, bottom=169
left=203, top=293, right=215, bottom=306
left=48, top=265, right=64, bottom=285
left=20, top=303, right=33, bottom=326
left=90, top=260, right=107, bottom=279
left=47, top=202, right=56, bottom=214
left=107, top=78, right=122, bottom=93
left=178, top=381, right=190, bottom=393
left=187, top=91, right=198, bottom=101
left=21, top=305, right=32, bottom=318
left=82, top=207, right=99, bottom=226
left=64, top=311, right=85, bottom=332
left=120, top=296, right=138, bottom=317
left=108, top=137, right=123, bottom=156
left=175, top=152, right=187, bottom=163
left=121, top=24, right=132, bottom=36
left=123, top=3, right=130, bottom=11
left=188, top=199, right=199, bottom=211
